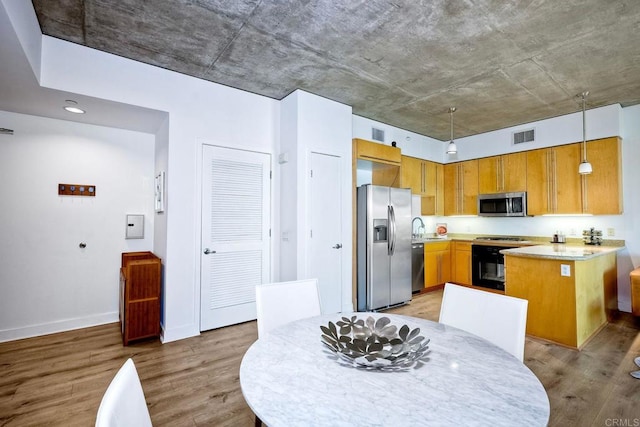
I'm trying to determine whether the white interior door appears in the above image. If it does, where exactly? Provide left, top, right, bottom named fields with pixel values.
left=309, top=152, right=342, bottom=314
left=200, top=145, right=271, bottom=331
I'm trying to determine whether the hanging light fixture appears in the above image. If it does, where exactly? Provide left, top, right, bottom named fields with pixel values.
left=578, top=91, right=593, bottom=175
left=446, top=107, right=457, bottom=154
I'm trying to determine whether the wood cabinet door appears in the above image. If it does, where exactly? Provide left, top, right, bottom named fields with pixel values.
left=526, top=148, right=550, bottom=215
left=478, top=153, right=526, bottom=194
left=355, top=138, right=401, bottom=164
left=554, top=144, right=582, bottom=214
left=400, top=155, right=423, bottom=194
left=424, top=242, right=450, bottom=288
left=583, top=137, right=622, bottom=214
left=478, top=156, right=500, bottom=194
left=452, top=242, right=472, bottom=286
left=503, top=152, right=527, bottom=192
left=526, top=146, right=580, bottom=214
left=422, top=161, right=443, bottom=215
left=444, top=161, right=477, bottom=215
left=440, top=249, right=452, bottom=284
left=424, top=250, right=439, bottom=289
left=443, top=163, right=458, bottom=216
left=461, top=160, right=478, bottom=215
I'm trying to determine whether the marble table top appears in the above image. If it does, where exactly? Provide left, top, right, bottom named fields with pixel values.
left=240, top=312, right=550, bottom=427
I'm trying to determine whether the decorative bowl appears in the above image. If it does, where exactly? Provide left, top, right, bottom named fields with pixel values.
left=320, top=315, right=430, bottom=371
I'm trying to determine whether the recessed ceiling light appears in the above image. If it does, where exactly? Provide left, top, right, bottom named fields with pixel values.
left=64, top=106, right=85, bottom=114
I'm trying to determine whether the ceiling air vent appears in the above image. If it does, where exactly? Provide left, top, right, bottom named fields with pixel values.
left=0, top=128, right=14, bottom=135
left=512, top=128, right=534, bottom=145
left=371, top=127, right=385, bottom=143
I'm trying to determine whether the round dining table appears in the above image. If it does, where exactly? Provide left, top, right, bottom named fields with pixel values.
left=240, top=312, right=550, bottom=426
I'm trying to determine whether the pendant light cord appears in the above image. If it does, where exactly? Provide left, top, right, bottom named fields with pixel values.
left=449, top=106, right=456, bottom=142
left=582, top=92, right=588, bottom=162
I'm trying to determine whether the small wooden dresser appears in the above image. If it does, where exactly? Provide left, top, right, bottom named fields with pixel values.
left=120, top=251, right=162, bottom=345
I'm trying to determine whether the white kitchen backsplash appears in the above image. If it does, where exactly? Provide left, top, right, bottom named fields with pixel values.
left=411, top=195, right=421, bottom=217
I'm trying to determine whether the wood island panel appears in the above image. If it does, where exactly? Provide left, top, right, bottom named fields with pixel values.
left=631, top=268, right=640, bottom=316
left=505, top=252, right=617, bottom=349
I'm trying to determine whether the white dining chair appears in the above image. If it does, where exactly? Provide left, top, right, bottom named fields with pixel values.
left=439, top=282, right=528, bottom=361
left=95, top=358, right=152, bottom=427
left=255, top=278, right=322, bottom=338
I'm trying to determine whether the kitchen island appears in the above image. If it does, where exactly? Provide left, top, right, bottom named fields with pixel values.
left=502, top=244, right=622, bottom=349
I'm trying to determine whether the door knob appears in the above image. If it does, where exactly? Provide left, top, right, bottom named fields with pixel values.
left=332, top=243, right=342, bottom=249
left=204, top=248, right=216, bottom=254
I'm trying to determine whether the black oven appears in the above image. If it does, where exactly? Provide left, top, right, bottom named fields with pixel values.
left=472, top=244, right=508, bottom=291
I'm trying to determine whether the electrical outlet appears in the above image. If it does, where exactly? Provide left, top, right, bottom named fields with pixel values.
left=561, top=264, right=571, bottom=277
left=607, top=228, right=615, bottom=237
left=570, top=228, right=576, bottom=236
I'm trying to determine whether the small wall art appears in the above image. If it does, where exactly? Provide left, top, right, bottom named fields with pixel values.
left=155, top=171, right=165, bottom=213
left=58, top=183, right=96, bottom=196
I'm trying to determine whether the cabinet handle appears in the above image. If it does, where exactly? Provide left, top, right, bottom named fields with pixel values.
left=203, top=248, right=216, bottom=255
left=498, top=157, right=501, bottom=192
left=500, top=157, right=505, bottom=192
left=546, top=150, right=552, bottom=213
left=332, top=243, right=343, bottom=249
left=552, top=150, right=557, bottom=212
left=460, top=165, right=464, bottom=213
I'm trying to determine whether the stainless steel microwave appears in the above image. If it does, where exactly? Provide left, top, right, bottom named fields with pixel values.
left=477, top=192, right=527, bottom=217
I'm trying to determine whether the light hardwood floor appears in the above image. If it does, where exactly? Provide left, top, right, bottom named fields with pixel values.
left=1, top=290, right=639, bottom=426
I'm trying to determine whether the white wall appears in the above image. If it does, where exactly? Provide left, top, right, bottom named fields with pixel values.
left=448, top=104, right=622, bottom=162
left=352, top=115, right=443, bottom=161
left=0, top=111, right=155, bottom=342
left=280, top=90, right=354, bottom=311
left=278, top=93, right=300, bottom=281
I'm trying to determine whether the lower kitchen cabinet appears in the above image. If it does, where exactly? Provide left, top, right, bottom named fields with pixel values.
left=424, top=241, right=450, bottom=289
left=120, top=251, right=162, bottom=346
left=451, top=241, right=472, bottom=286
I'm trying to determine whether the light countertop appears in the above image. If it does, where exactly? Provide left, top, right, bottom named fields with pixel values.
left=501, top=244, right=623, bottom=260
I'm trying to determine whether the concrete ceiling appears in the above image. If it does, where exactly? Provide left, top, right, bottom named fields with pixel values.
left=31, top=0, right=640, bottom=140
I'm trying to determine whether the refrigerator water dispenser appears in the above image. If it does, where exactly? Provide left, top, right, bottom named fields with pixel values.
left=373, top=219, right=388, bottom=242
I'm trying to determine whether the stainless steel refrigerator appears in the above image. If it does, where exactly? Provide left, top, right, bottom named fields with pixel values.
left=357, top=184, right=412, bottom=311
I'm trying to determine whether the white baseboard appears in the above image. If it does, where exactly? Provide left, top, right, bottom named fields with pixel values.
left=0, top=312, right=119, bottom=343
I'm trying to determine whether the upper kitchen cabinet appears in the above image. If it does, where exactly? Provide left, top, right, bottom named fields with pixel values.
left=478, top=152, right=527, bottom=194
left=444, top=160, right=479, bottom=216
left=354, top=139, right=401, bottom=187
left=401, top=156, right=444, bottom=215
left=582, top=137, right=623, bottom=215
left=526, top=144, right=582, bottom=215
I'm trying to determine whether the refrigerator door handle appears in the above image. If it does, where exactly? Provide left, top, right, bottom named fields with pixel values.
left=388, top=205, right=396, bottom=255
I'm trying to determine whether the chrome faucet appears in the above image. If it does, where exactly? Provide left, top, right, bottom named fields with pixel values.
left=412, top=217, right=425, bottom=237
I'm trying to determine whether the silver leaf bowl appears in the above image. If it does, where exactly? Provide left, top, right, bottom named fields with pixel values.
left=320, top=316, right=430, bottom=371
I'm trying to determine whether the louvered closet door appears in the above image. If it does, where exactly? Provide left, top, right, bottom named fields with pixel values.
left=200, top=145, right=271, bottom=331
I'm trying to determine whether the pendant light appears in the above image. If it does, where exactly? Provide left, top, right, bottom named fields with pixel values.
left=578, top=91, right=593, bottom=175
left=446, top=107, right=457, bottom=154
